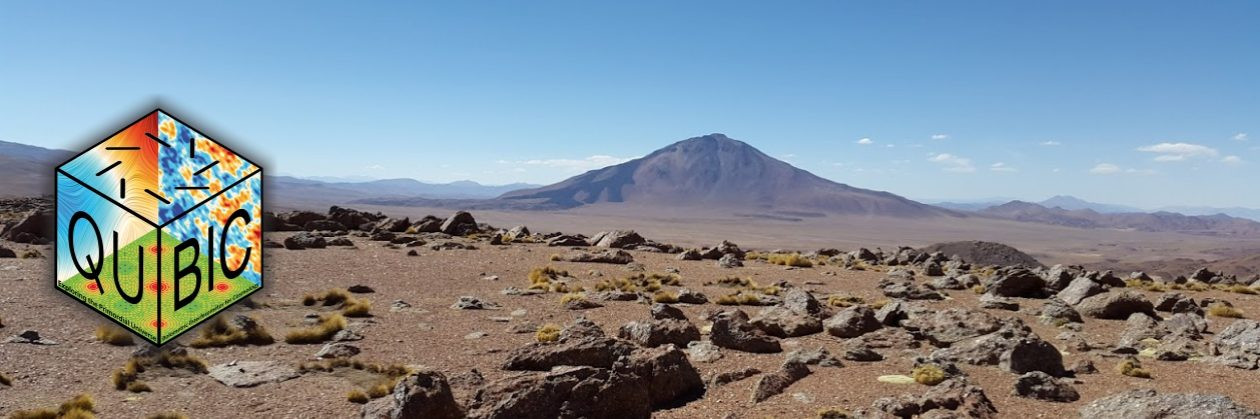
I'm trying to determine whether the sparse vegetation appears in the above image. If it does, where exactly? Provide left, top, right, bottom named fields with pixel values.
left=826, top=294, right=865, bottom=307
left=767, top=253, right=813, bottom=268
left=1224, top=284, right=1259, bottom=295
left=529, top=266, right=580, bottom=292
left=20, top=249, right=42, bottom=259
left=971, top=285, right=987, bottom=294
left=0, top=371, right=11, bottom=386
left=113, top=351, right=209, bottom=392
left=284, top=313, right=348, bottom=344
left=10, top=393, right=95, bottom=419
left=1186, top=282, right=1211, bottom=292
left=912, top=364, right=946, bottom=386
left=342, top=298, right=373, bottom=317
left=594, top=273, right=680, bottom=294
left=549, top=253, right=563, bottom=261
left=303, top=289, right=372, bottom=317
left=298, top=359, right=410, bottom=401
left=1124, top=278, right=1167, bottom=292
left=1208, top=303, right=1245, bottom=319
left=817, top=407, right=852, bottom=419
left=653, top=291, right=679, bottom=303
left=536, top=323, right=562, bottom=343
left=559, top=292, right=588, bottom=305
left=1116, top=358, right=1152, bottom=378
left=94, top=325, right=135, bottom=346
left=868, top=298, right=891, bottom=310
left=347, top=389, right=370, bottom=404
left=189, top=315, right=274, bottom=348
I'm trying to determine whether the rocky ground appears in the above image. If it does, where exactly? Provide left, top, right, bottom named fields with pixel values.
left=1, top=206, right=1260, bottom=418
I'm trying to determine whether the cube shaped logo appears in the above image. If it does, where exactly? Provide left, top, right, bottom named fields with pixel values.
left=56, top=110, right=262, bottom=345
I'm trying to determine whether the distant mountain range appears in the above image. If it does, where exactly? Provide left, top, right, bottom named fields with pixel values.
left=980, top=200, right=1260, bottom=236
left=933, top=195, right=1260, bottom=223
left=0, top=140, right=74, bottom=197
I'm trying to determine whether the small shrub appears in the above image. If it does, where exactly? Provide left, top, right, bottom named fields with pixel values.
left=284, top=314, right=348, bottom=344
left=971, top=285, right=987, bottom=294
left=11, top=393, right=95, bottom=419
left=347, top=389, right=370, bottom=404
left=1186, top=281, right=1211, bottom=292
left=559, top=292, right=587, bottom=305
left=342, top=298, right=373, bottom=317
left=1208, top=303, right=1245, bottom=318
left=549, top=253, right=563, bottom=261
left=715, top=294, right=740, bottom=305
left=528, top=266, right=570, bottom=291
left=20, top=249, right=42, bottom=259
left=126, top=381, right=152, bottom=393
left=1116, top=358, right=1152, bottom=378
left=366, top=382, right=392, bottom=398
left=94, top=325, right=135, bottom=346
left=868, top=298, right=890, bottom=310
left=536, top=323, right=562, bottom=343
left=112, top=351, right=207, bottom=392
left=827, top=295, right=865, bottom=307
left=188, top=315, right=275, bottom=348
left=303, top=289, right=351, bottom=307
left=767, top=253, right=813, bottom=268
left=1124, top=278, right=1167, bottom=292
left=911, top=364, right=946, bottom=386
left=0, top=371, right=11, bottom=386
left=817, top=407, right=852, bottom=419
left=653, top=291, right=679, bottom=304
left=1225, top=284, right=1259, bottom=295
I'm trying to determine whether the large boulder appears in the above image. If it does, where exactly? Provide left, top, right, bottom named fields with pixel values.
left=902, top=308, right=1002, bottom=347
left=502, top=337, right=635, bottom=371
left=1212, top=320, right=1260, bottom=370
left=3, top=209, right=52, bottom=244
left=465, top=366, right=651, bottom=419
left=751, top=361, right=811, bottom=403
left=999, top=337, right=1066, bottom=377
left=1075, top=291, right=1155, bottom=320
left=824, top=306, right=882, bottom=338
left=1056, top=277, right=1106, bottom=305
left=751, top=306, right=823, bottom=338
left=283, top=232, right=327, bottom=249
left=440, top=211, right=479, bottom=236
left=1079, top=389, right=1260, bottom=419
left=361, top=371, right=463, bottom=419
left=986, top=267, right=1048, bottom=298
left=619, top=344, right=704, bottom=408
left=618, top=305, right=701, bottom=347
left=328, top=206, right=384, bottom=231
left=593, top=230, right=646, bottom=249
left=919, top=241, right=1043, bottom=268
left=1013, top=371, right=1079, bottom=402
left=709, top=310, right=781, bottom=353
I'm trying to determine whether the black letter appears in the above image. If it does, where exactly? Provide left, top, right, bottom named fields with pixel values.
left=173, top=237, right=200, bottom=311
left=113, top=232, right=144, bottom=304
left=220, top=209, right=252, bottom=279
left=68, top=211, right=104, bottom=294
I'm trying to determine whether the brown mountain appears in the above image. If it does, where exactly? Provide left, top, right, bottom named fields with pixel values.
left=982, top=200, right=1260, bottom=237
left=494, top=134, right=953, bottom=217
left=0, top=140, right=74, bottom=198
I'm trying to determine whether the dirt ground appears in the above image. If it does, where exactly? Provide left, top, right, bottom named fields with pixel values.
left=1, top=231, right=1259, bottom=418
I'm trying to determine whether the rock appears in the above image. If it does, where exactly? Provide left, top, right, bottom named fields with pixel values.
left=879, top=278, right=944, bottom=300
left=709, top=367, right=761, bottom=387
left=825, top=306, right=882, bottom=338
left=903, top=308, right=1002, bottom=347
left=410, top=217, right=444, bottom=233
left=406, top=249, right=419, bottom=257
left=620, top=344, right=704, bottom=408
left=546, top=235, right=590, bottom=247
left=4, top=330, right=57, bottom=345
left=559, top=317, right=606, bottom=341
left=328, top=206, right=384, bottom=231
left=1057, top=277, right=1106, bottom=305
left=208, top=361, right=300, bottom=387
left=563, top=299, right=603, bottom=310
left=752, top=361, right=811, bottom=403
left=999, top=337, right=1066, bottom=377
left=861, top=378, right=998, bottom=418
left=1118, top=312, right=1162, bottom=347
left=370, top=231, right=397, bottom=241
left=979, top=294, right=1020, bottom=311
left=438, top=211, right=479, bottom=236
left=361, top=371, right=464, bottom=419
left=1043, top=264, right=1081, bottom=291
left=1076, top=291, right=1155, bottom=320
left=559, top=250, right=635, bottom=264
left=717, top=253, right=743, bottom=268
left=1155, top=293, right=1202, bottom=315
left=781, top=288, right=824, bottom=318
left=687, top=341, right=723, bottom=363
left=2, top=209, right=52, bottom=243
left=283, top=232, right=327, bottom=249
left=751, top=306, right=823, bottom=338
left=304, top=219, right=347, bottom=232
left=874, top=300, right=910, bottom=326
left=676, top=249, right=703, bottom=260
left=593, top=230, right=646, bottom=249
left=700, top=241, right=746, bottom=260
left=1165, top=312, right=1208, bottom=338
left=1038, top=299, right=1083, bottom=325
left=0, top=246, right=16, bottom=258
left=618, top=310, right=700, bottom=347
left=931, top=319, right=1034, bottom=366
left=328, top=237, right=356, bottom=247
left=710, top=310, right=782, bottom=353
left=1013, top=371, right=1080, bottom=402
left=675, top=288, right=708, bottom=304
left=430, top=241, right=476, bottom=251
left=465, top=331, right=489, bottom=340
left=919, top=241, right=1042, bottom=268
left=1212, top=320, right=1260, bottom=369
left=842, top=340, right=884, bottom=362
left=986, top=267, right=1048, bottom=298
left=504, top=225, right=531, bottom=241
left=466, top=366, right=651, bottom=419
left=450, top=296, right=501, bottom=310
left=347, top=284, right=375, bottom=294
left=1079, top=389, right=1260, bottom=419
left=502, top=337, right=636, bottom=371
left=1071, top=359, right=1098, bottom=374
left=930, top=275, right=966, bottom=290
left=784, top=347, right=842, bottom=367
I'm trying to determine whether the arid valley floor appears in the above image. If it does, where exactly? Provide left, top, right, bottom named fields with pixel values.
left=2, top=206, right=1260, bottom=418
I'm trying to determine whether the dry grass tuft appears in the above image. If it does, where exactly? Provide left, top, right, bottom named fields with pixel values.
left=1124, top=278, right=1168, bottom=292
left=342, top=298, right=373, bottom=317
left=971, top=285, right=987, bottom=294
left=298, top=359, right=410, bottom=401
left=188, top=316, right=274, bottom=348
left=1224, top=284, right=1259, bottom=295
left=1186, top=282, right=1211, bottom=292
left=911, top=364, right=946, bottom=386
left=0, top=371, right=11, bottom=386
left=653, top=291, right=679, bottom=304
left=347, top=389, right=370, bottom=404
left=826, top=295, right=865, bottom=308
left=817, top=407, right=852, bottom=419
left=11, top=393, right=96, bottom=419
left=559, top=292, right=588, bottom=306
left=868, top=298, right=891, bottom=310
left=1208, top=303, right=1246, bottom=319
left=536, top=323, right=562, bottom=343
left=113, top=351, right=208, bottom=392
left=767, top=253, right=813, bottom=268
left=303, top=289, right=372, bottom=317
left=529, top=266, right=575, bottom=292
left=284, top=313, right=348, bottom=344
left=1116, top=358, right=1152, bottom=378
left=94, top=325, right=135, bottom=346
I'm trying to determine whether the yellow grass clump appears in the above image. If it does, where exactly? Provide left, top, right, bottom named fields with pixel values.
left=1116, top=358, right=1152, bottom=378
left=827, top=295, right=866, bottom=308
left=94, top=325, right=134, bottom=346
left=911, top=364, right=946, bottom=386
left=284, top=313, right=348, bottom=344
left=1208, top=303, right=1246, bottom=319
left=347, top=389, right=370, bottom=404
left=112, top=352, right=208, bottom=393
left=536, top=323, right=562, bottom=343
left=817, top=407, right=853, bottom=419
left=188, top=315, right=274, bottom=348
left=767, top=253, right=813, bottom=267
left=653, top=291, right=679, bottom=304
left=11, top=394, right=96, bottom=419
left=298, top=359, right=410, bottom=401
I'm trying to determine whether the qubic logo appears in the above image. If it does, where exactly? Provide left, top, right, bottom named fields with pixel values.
left=56, top=110, right=263, bottom=345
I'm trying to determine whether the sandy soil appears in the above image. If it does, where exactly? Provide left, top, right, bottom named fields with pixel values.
left=0, top=229, right=1258, bottom=418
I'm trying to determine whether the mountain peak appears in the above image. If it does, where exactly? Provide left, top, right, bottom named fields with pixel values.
left=498, top=134, right=950, bottom=217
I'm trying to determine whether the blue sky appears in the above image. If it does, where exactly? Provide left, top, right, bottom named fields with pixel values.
left=1, top=1, right=1257, bottom=208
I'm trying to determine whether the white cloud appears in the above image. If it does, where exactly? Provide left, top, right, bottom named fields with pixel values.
left=927, top=153, right=976, bottom=173
left=1136, top=142, right=1218, bottom=162
left=516, top=155, right=635, bottom=171
left=1040, top=141, right=1061, bottom=146
left=989, top=162, right=1017, bottom=172
left=885, top=144, right=896, bottom=148
left=856, top=138, right=873, bottom=145
left=363, top=164, right=384, bottom=170
left=1089, top=163, right=1122, bottom=175
left=1234, top=133, right=1249, bottom=142
left=1223, top=155, right=1244, bottom=165
left=931, top=134, right=949, bottom=140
